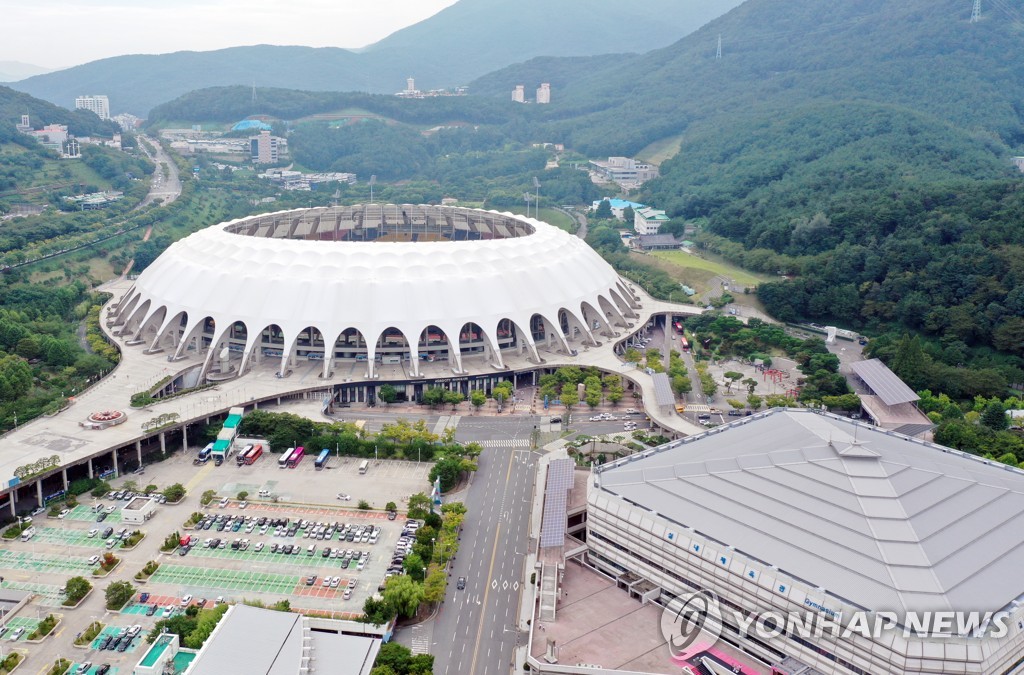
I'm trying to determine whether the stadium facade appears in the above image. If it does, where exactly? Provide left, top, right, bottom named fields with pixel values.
left=109, top=204, right=640, bottom=399
left=587, top=409, right=1024, bottom=675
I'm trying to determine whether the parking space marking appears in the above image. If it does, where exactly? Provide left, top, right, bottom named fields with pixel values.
left=0, top=549, right=95, bottom=574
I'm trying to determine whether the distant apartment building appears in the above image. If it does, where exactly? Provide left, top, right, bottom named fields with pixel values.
left=1013, top=156, right=1024, bottom=173
left=512, top=85, right=525, bottom=103
left=634, top=206, right=671, bottom=235
left=588, top=156, right=659, bottom=188
left=250, top=130, right=286, bottom=164
left=536, top=83, right=551, bottom=104
left=75, top=94, right=110, bottom=120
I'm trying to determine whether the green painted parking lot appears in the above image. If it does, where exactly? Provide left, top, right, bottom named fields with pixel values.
left=187, top=545, right=367, bottom=571
left=89, top=625, right=143, bottom=654
left=149, top=564, right=301, bottom=595
left=33, top=526, right=106, bottom=548
left=0, top=549, right=95, bottom=574
left=70, top=663, right=120, bottom=675
left=1, top=616, right=41, bottom=641
left=1, top=580, right=67, bottom=607
left=67, top=504, right=123, bottom=523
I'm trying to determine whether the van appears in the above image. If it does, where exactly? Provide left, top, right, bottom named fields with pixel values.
left=19, top=527, right=35, bottom=542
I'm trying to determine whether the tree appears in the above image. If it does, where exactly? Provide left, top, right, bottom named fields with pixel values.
left=442, top=389, right=465, bottom=410
left=422, top=568, right=447, bottom=605
left=383, top=575, right=425, bottom=619
left=981, top=400, right=1009, bottom=431
left=407, top=493, right=431, bottom=519
left=671, top=374, right=691, bottom=396
left=162, top=483, right=186, bottom=502
left=105, top=581, right=134, bottom=610
left=375, top=642, right=415, bottom=674
left=236, top=491, right=248, bottom=501
left=361, top=596, right=397, bottom=626
left=747, top=394, right=763, bottom=410
left=403, top=553, right=426, bottom=581
left=64, top=576, right=92, bottom=603
left=385, top=501, right=397, bottom=513
left=726, top=399, right=745, bottom=410
left=560, top=383, right=579, bottom=412
left=742, top=378, right=758, bottom=395
left=420, top=387, right=445, bottom=409
left=200, top=490, right=216, bottom=506
left=470, top=390, right=487, bottom=412
left=594, top=199, right=613, bottom=219
left=429, top=456, right=466, bottom=492
left=723, top=371, right=743, bottom=394
left=378, top=384, right=398, bottom=406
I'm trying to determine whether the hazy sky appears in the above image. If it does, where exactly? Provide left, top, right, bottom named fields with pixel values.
left=3, top=0, right=459, bottom=68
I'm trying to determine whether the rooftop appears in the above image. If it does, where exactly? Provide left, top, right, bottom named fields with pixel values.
left=595, top=409, right=1024, bottom=616
left=187, top=605, right=378, bottom=675
left=124, top=496, right=153, bottom=511
left=850, top=358, right=919, bottom=405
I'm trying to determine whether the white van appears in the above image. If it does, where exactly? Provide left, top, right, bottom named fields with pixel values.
left=20, top=527, right=35, bottom=542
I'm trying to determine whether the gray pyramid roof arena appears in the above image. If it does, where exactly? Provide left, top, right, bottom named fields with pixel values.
left=595, top=409, right=1024, bottom=616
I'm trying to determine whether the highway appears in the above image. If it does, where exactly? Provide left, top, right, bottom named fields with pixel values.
left=430, top=416, right=537, bottom=675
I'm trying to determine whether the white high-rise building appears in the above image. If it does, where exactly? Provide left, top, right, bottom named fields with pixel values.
left=536, top=83, right=551, bottom=104
left=75, top=95, right=110, bottom=120
left=512, top=85, right=525, bottom=103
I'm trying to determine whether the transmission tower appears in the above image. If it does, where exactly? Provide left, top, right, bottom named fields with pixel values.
left=716, top=34, right=722, bottom=60
left=971, top=0, right=981, bottom=23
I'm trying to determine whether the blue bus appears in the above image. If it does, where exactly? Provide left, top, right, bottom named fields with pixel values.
left=314, top=448, right=331, bottom=470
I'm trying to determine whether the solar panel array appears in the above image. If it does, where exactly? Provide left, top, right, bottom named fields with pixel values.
left=850, top=358, right=919, bottom=406
left=540, top=459, right=575, bottom=549
left=652, top=372, right=675, bottom=407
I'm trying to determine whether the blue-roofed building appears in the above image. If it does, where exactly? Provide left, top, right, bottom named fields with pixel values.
left=231, top=119, right=273, bottom=132
left=590, top=198, right=645, bottom=220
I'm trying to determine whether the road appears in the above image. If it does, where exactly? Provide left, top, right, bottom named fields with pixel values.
left=429, top=416, right=536, bottom=675
left=137, top=135, right=182, bottom=209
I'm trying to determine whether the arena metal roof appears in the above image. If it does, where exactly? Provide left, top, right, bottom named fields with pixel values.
left=113, top=205, right=634, bottom=378
left=596, top=409, right=1024, bottom=615
left=850, top=358, right=919, bottom=405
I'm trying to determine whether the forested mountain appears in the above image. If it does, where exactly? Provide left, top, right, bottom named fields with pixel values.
left=472, top=0, right=1024, bottom=155
left=492, top=0, right=1023, bottom=387
left=8, top=0, right=740, bottom=116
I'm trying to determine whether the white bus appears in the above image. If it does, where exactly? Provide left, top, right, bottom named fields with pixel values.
left=358, top=460, right=369, bottom=475
left=278, top=447, right=295, bottom=469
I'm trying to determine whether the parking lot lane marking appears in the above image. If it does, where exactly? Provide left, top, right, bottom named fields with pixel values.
left=184, top=459, right=216, bottom=494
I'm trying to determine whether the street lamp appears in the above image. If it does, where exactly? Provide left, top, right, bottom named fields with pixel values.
left=532, top=177, right=541, bottom=218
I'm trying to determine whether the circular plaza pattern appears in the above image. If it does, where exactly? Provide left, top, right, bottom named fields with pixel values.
left=109, top=204, right=640, bottom=380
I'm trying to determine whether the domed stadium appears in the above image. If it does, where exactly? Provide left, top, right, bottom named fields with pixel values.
left=108, top=204, right=641, bottom=384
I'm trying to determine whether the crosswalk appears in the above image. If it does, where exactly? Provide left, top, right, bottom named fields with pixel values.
left=480, top=438, right=531, bottom=448
left=410, top=625, right=431, bottom=655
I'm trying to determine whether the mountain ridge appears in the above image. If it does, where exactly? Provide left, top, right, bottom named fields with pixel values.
left=7, top=0, right=741, bottom=116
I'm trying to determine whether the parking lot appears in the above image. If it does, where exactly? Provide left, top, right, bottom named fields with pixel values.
left=0, top=440, right=433, bottom=673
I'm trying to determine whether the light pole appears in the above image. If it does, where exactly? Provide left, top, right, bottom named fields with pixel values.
left=532, top=177, right=541, bottom=219
left=369, top=175, right=376, bottom=204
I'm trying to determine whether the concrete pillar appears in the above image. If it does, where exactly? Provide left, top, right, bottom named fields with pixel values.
left=35, top=481, right=43, bottom=508
left=182, top=424, right=188, bottom=452
left=159, top=432, right=166, bottom=457
left=113, top=449, right=121, bottom=478
left=135, top=440, right=143, bottom=468
left=8, top=495, right=14, bottom=517
left=61, top=468, right=68, bottom=491
left=87, top=458, right=94, bottom=479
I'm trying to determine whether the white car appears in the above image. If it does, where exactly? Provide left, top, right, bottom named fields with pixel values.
left=105, top=505, right=116, bottom=514
left=336, top=493, right=351, bottom=501
left=218, top=498, right=229, bottom=508
left=254, top=542, right=264, bottom=552
left=180, top=594, right=193, bottom=606
left=88, top=555, right=101, bottom=565
left=58, top=508, right=70, bottom=519
left=87, top=528, right=99, bottom=538
left=162, top=605, right=174, bottom=618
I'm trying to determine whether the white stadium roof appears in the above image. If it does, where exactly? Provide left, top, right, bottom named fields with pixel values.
left=111, top=205, right=635, bottom=375
left=596, top=409, right=1024, bottom=616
